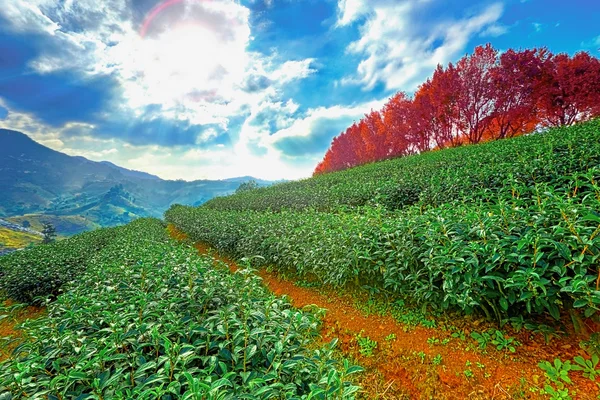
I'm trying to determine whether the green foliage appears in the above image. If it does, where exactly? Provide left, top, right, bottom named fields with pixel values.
left=166, top=120, right=600, bottom=323
left=538, top=359, right=573, bottom=386
left=0, top=219, right=362, bottom=398
left=571, top=354, right=600, bottom=381
left=355, top=332, right=377, bottom=357
left=432, top=354, right=442, bottom=366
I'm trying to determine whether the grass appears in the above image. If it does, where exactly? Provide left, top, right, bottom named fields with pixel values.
left=0, top=227, right=41, bottom=251
left=7, top=214, right=98, bottom=236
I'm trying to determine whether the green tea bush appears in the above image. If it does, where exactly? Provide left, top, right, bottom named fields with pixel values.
left=203, top=119, right=600, bottom=212
left=0, top=227, right=119, bottom=304
left=0, top=219, right=362, bottom=398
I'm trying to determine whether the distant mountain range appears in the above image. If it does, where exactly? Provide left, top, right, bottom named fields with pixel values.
left=0, top=129, right=273, bottom=236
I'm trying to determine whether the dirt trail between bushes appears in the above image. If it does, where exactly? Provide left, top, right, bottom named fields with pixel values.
left=0, top=300, right=45, bottom=362
left=168, top=225, right=598, bottom=399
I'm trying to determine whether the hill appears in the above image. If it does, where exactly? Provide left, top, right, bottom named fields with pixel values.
left=0, top=129, right=272, bottom=235
left=202, top=120, right=600, bottom=212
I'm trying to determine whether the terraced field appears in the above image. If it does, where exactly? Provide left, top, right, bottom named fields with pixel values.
left=166, top=119, right=600, bottom=399
left=1, top=120, right=599, bottom=399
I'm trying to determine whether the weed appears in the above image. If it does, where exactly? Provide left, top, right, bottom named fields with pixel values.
left=571, top=354, right=600, bottom=381
left=356, top=331, right=378, bottom=357
left=451, top=330, right=467, bottom=341
left=432, top=354, right=443, bottom=366
left=543, top=385, right=573, bottom=400
left=427, top=337, right=440, bottom=346
left=491, top=330, right=520, bottom=353
left=538, top=359, right=573, bottom=386
left=471, top=330, right=492, bottom=349
left=580, top=333, right=600, bottom=357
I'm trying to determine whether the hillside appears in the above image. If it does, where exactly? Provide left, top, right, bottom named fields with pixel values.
left=164, top=119, right=600, bottom=398
left=168, top=119, right=600, bottom=321
left=203, top=120, right=600, bottom=212
left=0, top=129, right=272, bottom=235
left=0, top=218, right=42, bottom=255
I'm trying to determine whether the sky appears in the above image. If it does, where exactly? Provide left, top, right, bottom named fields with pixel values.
left=0, top=0, right=599, bottom=181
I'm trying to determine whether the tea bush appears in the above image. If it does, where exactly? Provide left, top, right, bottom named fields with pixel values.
left=0, top=219, right=362, bottom=398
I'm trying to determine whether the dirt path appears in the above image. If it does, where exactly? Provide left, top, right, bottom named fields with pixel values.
left=0, top=300, right=45, bottom=362
left=167, top=225, right=599, bottom=399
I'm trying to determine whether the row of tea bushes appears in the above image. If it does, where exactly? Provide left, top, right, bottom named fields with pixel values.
left=0, top=226, right=120, bottom=304
left=0, top=219, right=362, bottom=399
left=204, top=119, right=600, bottom=212
left=167, top=176, right=600, bottom=323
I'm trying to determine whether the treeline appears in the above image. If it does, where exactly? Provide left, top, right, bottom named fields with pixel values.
left=315, top=45, right=600, bottom=174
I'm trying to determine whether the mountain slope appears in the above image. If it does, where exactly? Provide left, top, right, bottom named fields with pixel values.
left=0, top=129, right=271, bottom=234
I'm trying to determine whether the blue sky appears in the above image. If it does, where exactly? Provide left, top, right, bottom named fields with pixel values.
left=0, top=0, right=598, bottom=180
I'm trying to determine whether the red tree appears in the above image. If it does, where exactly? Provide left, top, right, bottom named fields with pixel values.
left=538, top=51, right=600, bottom=127
left=487, top=48, right=548, bottom=139
left=314, top=45, right=600, bottom=176
left=381, top=93, right=414, bottom=157
left=455, top=44, right=497, bottom=144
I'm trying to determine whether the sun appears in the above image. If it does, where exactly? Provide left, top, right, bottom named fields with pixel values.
left=146, top=24, right=221, bottom=85
left=123, top=0, right=249, bottom=111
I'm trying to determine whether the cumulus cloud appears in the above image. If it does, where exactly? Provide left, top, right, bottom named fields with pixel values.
left=0, top=0, right=316, bottom=145
left=268, top=99, right=387, bottom=157
left=337, top=1, right=505, bottom=91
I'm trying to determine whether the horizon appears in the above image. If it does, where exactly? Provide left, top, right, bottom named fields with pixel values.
left=1, top=0, right=599, bottom=181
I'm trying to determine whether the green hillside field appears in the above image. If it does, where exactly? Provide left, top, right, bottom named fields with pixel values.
left=166, top=119, right=600, bottom=324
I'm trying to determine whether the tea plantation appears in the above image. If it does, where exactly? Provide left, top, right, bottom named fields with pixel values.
left=0, top=219, right=361, bottom=398
left=167, top=119, right=600, bottom=324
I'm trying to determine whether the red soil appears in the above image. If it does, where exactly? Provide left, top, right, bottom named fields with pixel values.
left=168, top=225, right=600, bottom=399
left=0, top=300, right=45, bottom=362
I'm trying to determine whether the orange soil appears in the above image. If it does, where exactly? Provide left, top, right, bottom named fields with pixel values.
left=168, top=225, right=600, bottom=399
left=0, top=300, right=45, bottom=362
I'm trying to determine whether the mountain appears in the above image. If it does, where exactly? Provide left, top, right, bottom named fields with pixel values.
left=99, top=161, right=161, bottom=181
left=0, top=129, right=271, bottom=235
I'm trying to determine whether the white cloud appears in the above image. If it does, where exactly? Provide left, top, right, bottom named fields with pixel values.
left=0, top=0, right=316, bottom=134
left=338, top=1, right=505, bottom=91
left=0, top=0, right=328, bottom=180
left=0, top=101, right=374, bottom=181
left=336, top=0, right=369, bottom=26
left=268, top=99, right=386, bottom=146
